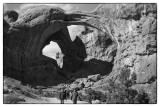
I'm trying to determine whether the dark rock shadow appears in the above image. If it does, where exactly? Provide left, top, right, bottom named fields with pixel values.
left=65, top=58, right=113, bottom=82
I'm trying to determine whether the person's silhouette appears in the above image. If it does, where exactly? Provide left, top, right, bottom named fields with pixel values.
left=59, top=88, right=66, bottom=104
left=71, top=88, right=80, bottom=104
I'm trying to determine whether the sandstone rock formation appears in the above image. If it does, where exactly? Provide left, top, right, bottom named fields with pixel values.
left=3, top=5, right=103, bottom=86
left=68, top=25, right=114, bottom=79
left=4, top=10, right=18, bottom=23
left=3, top=4, right=157, bottom=103
left=85, top=4, right=157, bottom=103
left=55, top=52, right=64, bottom=68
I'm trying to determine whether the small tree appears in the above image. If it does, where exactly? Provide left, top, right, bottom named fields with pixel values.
left=130, top=72, right=137, bottom=85
left=105, top=67, right=150, bottom=104
left=118, top=67, right=130, bottom=84
left=134, top=91, right=150, bottom=104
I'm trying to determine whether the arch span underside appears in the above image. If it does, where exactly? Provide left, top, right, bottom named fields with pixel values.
left=3, top=6, right=115, bottom=86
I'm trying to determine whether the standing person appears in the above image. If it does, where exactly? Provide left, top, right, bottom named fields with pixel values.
left=59, top=88, right=66, bottom=104
left=69, top=90, right=73, bottom=100
left=88, top=93, right=93, bottom=104
left=71, top=88, right=80, bottom=104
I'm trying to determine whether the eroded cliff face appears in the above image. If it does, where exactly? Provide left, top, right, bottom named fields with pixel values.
left=94, top=4, right=157, bottom=83
left=3, top=5, right=96, bottom=86
left=80, top=4, right=156, bottom=103
left=66, top=25, right=114, bottom=79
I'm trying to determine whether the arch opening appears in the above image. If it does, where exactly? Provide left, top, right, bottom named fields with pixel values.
left=41, top=25, right=85, bottom=68
left=41, top=30, right=65, bottom=68
left=42, top=41, right=64, bottom=68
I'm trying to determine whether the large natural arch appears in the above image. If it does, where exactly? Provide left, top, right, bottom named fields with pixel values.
left=3, top=5, right=116, bottom=86
left=3, top=6, right=98, bottom=86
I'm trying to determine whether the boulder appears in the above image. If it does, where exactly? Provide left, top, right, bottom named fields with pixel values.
left=93, top=80, right=103, bottom=86
left=136, top=54, right=156, bottom=84
left=87, top=74, right=101, bottom=82
left=92, top=100, right=101, bottom=104
left=70, top=84, right=78, bottom=89
left=142, top=17, right=155, bottom=35
left=85, top=82, right=94, bottom=88
left=81, top=78, right=88, bottom=84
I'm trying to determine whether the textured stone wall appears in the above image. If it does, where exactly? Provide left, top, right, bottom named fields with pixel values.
left=3, top=6, right=88, bottom=86
left=80, top=4, right=157, bottom=103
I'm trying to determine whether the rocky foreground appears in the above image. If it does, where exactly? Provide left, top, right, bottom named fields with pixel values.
left=3, top=76, right=101, bottom=104
left=4, top=4, right=157, bottom=103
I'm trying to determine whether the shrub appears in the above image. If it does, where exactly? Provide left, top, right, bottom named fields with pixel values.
left=105, top=82, right=139, bottom=103
left=118, top=67, right=130, bottom=84
left=134, top=91, right=150, bottom=104
left=130, top=72, right=137, bottom=85
left=80, top=88, right=106, bottom=103
left=3, top=89, right=10, bottom=94
left=43, top=92, right=57, bottom=98
left=104, top=67, right=150, bottom=104
left=85, top=88, right=94, bottom=95
left=4, top=95, right=25, bottom=104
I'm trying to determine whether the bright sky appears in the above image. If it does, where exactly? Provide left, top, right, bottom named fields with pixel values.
left=42, top=41, right=62, bottom=60
left=5, top=4, right=99, bottom=60
left=4, top=3, right=99, bottom=12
